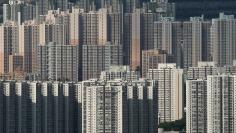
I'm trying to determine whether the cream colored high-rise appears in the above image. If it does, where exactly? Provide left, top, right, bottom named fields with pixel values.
left=148, top=63, right=183, bottom=122
left=69, top=8, right=83, bottom=45
left=0, top=21, right=19, bottom=75
left=131, top=9, right=141, bottom=71
left=98, top=8, right=108, bottom=45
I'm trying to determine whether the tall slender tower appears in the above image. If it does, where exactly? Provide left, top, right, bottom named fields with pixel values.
left=186, top=79, right=207, bottom=133
left=207, top=75, right=236, bottom=132
left=148, top=63, right=183, bottom=122
left=0, top=21, right=19, bottom=75
left=211, top=13, right=236, bottom=66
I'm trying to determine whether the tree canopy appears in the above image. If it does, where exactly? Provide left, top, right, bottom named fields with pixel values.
left=159, top=117, right=186, bottom=131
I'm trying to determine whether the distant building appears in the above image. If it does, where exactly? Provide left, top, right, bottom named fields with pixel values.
left=39, top=22, right=69, bottom=46
left=3, top=1, right=36, bottom=24
left=142, top=49, right=173, bottom=78
left=82, top=42, right=123, bottom=80
left=0, top=21, right=19, bottom=75
left=78, top=9, right=122, bottom=46
left=153, top=18, right=183, bottom=67
left=8, top=55, right=24, bottom=77
left=187, top=61, right=236, bottom=80
left=37, top=0, right=50, bottom=16
left=187, top=62, right=218, bottom=80
left=100, top=65, right=140, bottom=80
left=130, top=9, right=156, bottom=71
left=19, top=21, right=39, bottom=74
left=211, top=13, right=236, bottom=66
left=183, top=16, right=211, bottom=68
left=154, top=16, right=212, bottom=69
left=37, top=42, right=79, bottom=81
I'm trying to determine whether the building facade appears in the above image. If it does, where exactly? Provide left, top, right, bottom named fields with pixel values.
left=0, top=81, right=82, bottom=133
left=148, top=63, right=183, bottom=122
left=82, top=43, right=123, bottom=80
left=211, top=13, right=236, bottom=66
left=0, top=21, right=19, bottom=75
left=80, top=79, right=158, bottom=133
left=207, top=75, right=236, bottom=132
left=37, top=42, right=79, bottom=81
left=186, top=79, right=207, bottom=133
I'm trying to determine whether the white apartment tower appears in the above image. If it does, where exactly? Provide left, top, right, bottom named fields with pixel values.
left=80, top=79, right=158, bottom=133
left=148, top=63, right=183, bottom=122
left=207, top=75, right=236, bottom=132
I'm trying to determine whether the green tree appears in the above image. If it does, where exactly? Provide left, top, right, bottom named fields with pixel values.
left=159, top=117, right=186, bottom=131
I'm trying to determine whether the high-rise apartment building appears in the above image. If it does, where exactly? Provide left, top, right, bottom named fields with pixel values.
left=153, top=18, right=183, bottom=67
left=80, top=79, right=158, bottom=133
left=0, top=81, right=82, bottom=133
left=79, top=9, right=122, bottom=46
left=131, top=9, right=141, bottom=71
left=80, top=11, right=99, bottom=45
left=186, top=79, right=207, bottom=133
left=183, top=16, right=211, bottom=68
left=37, top=42, right=79, bottom=81
left=36, top=0, right=50, bottom=16
left=100, top=65, right=140, bottom=80
left=19, top=21, right=39, bottom=74
left=55, top=0, right=68, bottom=11
left=142, top=49, right=173, bottom=78
left=8, top=55, right=24, bottom=79
left=3, top=1, right=36, bottom=24
left=211, top=13, right=236, bottom=66
left=39, top=10, right=70, bottom=45
left=187, top=62, right=218, bottom=80
left=123, top=13, right=132, bottom=65
left=123, top=0, right=143, bottom=13
left=82, top=42, right=123, bottom=80
left=148, top=63, right=183, bottom=122
left=39, top=22, right=68, bottom=46
left=69, top=8, right=82, bottom=45
left=154, top=17, right=212, bottom=69
left=187, top=61, right=236, bottom=80
left=130, top=9, right=156, bottom=71
left=107, top=11, right=123, bottom=45
left=207, top=75, right=236, bottom=132
left=154, top=17, right=175, bottom=54
left=0, top=21, right=19, bottom=75
left=79, top=0, right=94, bottom=12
